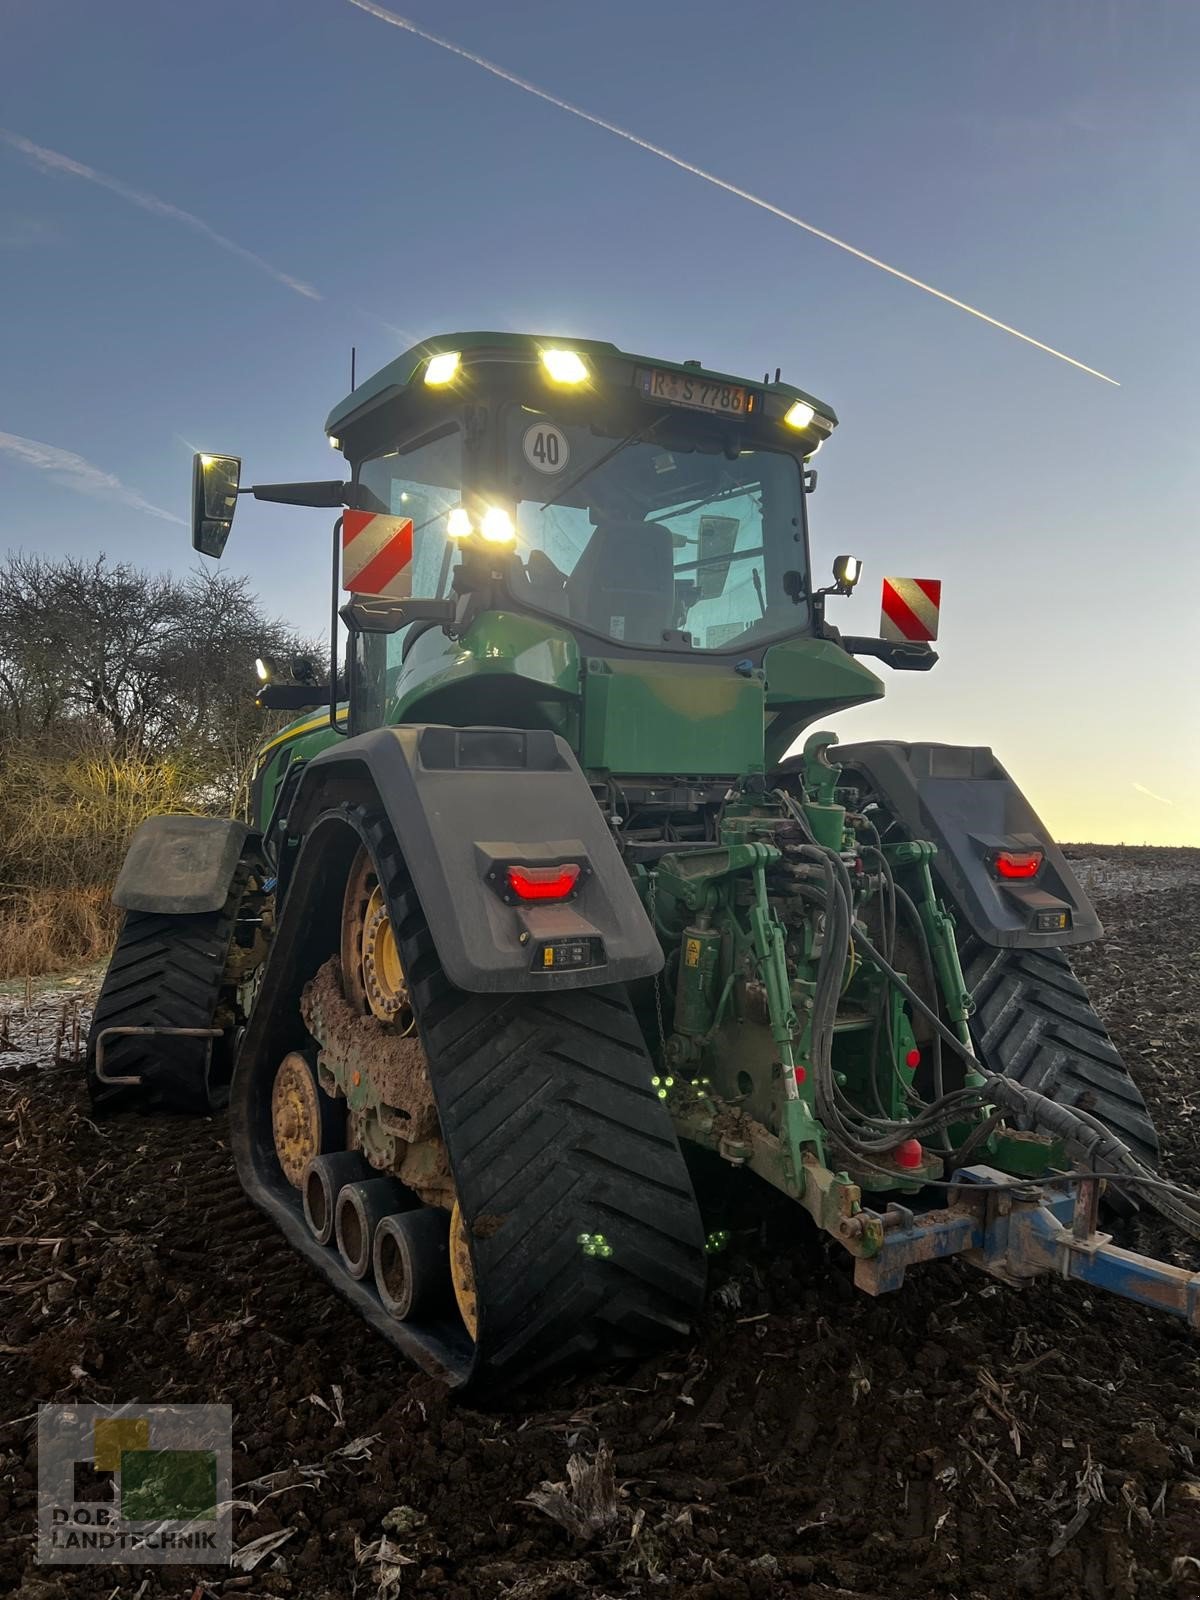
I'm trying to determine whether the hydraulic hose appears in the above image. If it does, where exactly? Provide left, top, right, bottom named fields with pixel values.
left=848, top=918, right=1200, bottom=1240
left=769, top=790, right=1200, bottom=1240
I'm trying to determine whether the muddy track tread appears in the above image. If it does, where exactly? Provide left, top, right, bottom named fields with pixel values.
left=959, top=936, right=1160, bottom=1167
left=86, top=872, right=249, bottom=1115
left=364, top=809, right=708, bottom=1386
left=231, top=801, right=707, bottom=1389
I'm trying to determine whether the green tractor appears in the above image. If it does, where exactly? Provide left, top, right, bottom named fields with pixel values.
left=87, top=331, right=1197, bottom=1388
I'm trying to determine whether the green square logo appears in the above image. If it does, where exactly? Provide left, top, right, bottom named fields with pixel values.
left=119, top=1449, right=217, bottom=1522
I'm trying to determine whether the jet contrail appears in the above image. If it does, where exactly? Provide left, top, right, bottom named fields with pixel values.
left=0, top=431, right=185, bottom=525
left=0, top=129, right=321, bottom=302
left=1132, top=782, right=1173, bottom=807
left=345, top=0, right=1118, bottom=386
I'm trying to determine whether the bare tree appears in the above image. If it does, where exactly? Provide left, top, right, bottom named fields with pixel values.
left=0, top=552, right=318, bottom=802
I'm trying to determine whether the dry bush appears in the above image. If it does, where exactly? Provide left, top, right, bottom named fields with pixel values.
left=0, top=741, right=200, bottom=884
left=0, top=739, right=202, bottom=978
left=0, top=887, right=121, bottom=981
left=0, top=554, right=319, bottom=979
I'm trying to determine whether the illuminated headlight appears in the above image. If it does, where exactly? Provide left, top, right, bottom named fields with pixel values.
left=832, top=554, right=862, bottom=590
left=255, top=656, right=272, bottom=683
left=446, top=507, right=472, bottom=539
left=424, top=350, right=461, bottom=386
left=328, top=434, right=341, bottom=450
left=480, top=506, right=516, bottom=544
left=540, top=348, right=588, bottom=385
left=783, top=400, right=816, bottom=430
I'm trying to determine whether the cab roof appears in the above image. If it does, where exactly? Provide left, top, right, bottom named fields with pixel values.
left=325, top=329, right=837, bottom=439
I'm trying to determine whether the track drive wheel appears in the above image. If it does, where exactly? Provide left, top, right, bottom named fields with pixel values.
left=230, top=804, right=708, bottom=1389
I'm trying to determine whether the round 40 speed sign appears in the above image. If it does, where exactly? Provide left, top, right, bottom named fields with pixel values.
left=523, top=421, right=570, bottom=474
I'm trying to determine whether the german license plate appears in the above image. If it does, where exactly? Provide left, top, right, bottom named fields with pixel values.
left=638, top=368, right=751, bottom=416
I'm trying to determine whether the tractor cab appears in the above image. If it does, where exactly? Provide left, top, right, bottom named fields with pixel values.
left=327, top=333, right=834, bottom=663
left=193, top=334, right=920, bottom=774
left=322, top=335, right=857, bottom=747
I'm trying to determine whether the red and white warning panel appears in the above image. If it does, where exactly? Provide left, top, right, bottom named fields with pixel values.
left=341, top=510, right=414, bottom=597
left=880, top=577, right=941, bottom=643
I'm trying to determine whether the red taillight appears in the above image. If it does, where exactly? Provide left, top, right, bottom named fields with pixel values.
left=992, top=849, right=1043, bottom=881
left=505, top=863, right=581, bottom=902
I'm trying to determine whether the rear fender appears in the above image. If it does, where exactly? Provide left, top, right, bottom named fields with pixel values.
left=287, top=724, right=662, bottom=992
left=832, top=740, right=1101, bottom=948
left=113, top=816, right=259, bottom=915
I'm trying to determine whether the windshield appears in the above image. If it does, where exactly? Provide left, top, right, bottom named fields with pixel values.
left=503, top=410, right=807, bottom=650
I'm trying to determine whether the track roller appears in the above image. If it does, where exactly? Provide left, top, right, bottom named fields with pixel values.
left=335, top=1176, right=413, bottom=1279
left=374, top=1208, right=452, bottom=1320
left=303, top=1152, right=370, bottom=1245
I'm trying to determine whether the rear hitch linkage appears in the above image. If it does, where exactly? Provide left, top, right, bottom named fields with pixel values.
left=853, top=1165, right=1200, bottom=1328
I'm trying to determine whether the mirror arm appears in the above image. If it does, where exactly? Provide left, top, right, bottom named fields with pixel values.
left=241, top=480, right=351, bottom=509
left=340, top=597, right=459, bottom=634
left=256, top=681, right=346, bottom=711
left=839, top=636, right=939, bottom=672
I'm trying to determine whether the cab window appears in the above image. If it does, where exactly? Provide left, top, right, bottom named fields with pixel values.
left=353, top=425, right=462, bottom=727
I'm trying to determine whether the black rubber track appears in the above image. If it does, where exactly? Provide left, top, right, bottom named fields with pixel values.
left=231, top=804, right=708, bottom=1391
left=86, top=869, right=249, bottom=1115
left=959, top=936, right=1160, bottom=1170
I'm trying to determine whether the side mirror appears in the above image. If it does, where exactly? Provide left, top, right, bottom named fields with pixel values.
left=192, top=453, right=241, bottom=558
left=782, top=569, right=807, bottom=605
left=291, top=653, right=322, bottom=686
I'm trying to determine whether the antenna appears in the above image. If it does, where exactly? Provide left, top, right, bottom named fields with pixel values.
left=351, top=346, right=357, bottom=392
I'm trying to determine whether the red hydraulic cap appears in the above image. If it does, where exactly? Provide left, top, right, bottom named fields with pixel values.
left=894, top=1138, right=924, bottom=1170
left=904, top=1047, right=921, bottom=1069
left=793, top=1064, right=807, bottom=1085
left=992, top=848, right=1043, bottom=881
left=505, top=863, right=581, bottom=902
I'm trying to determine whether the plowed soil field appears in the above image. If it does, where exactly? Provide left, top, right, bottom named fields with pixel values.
left=3, top=846, right=1198, bottom=1600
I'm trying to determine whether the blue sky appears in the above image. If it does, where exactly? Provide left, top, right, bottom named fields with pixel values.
left=3, top=0, right=1197, bottom=842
